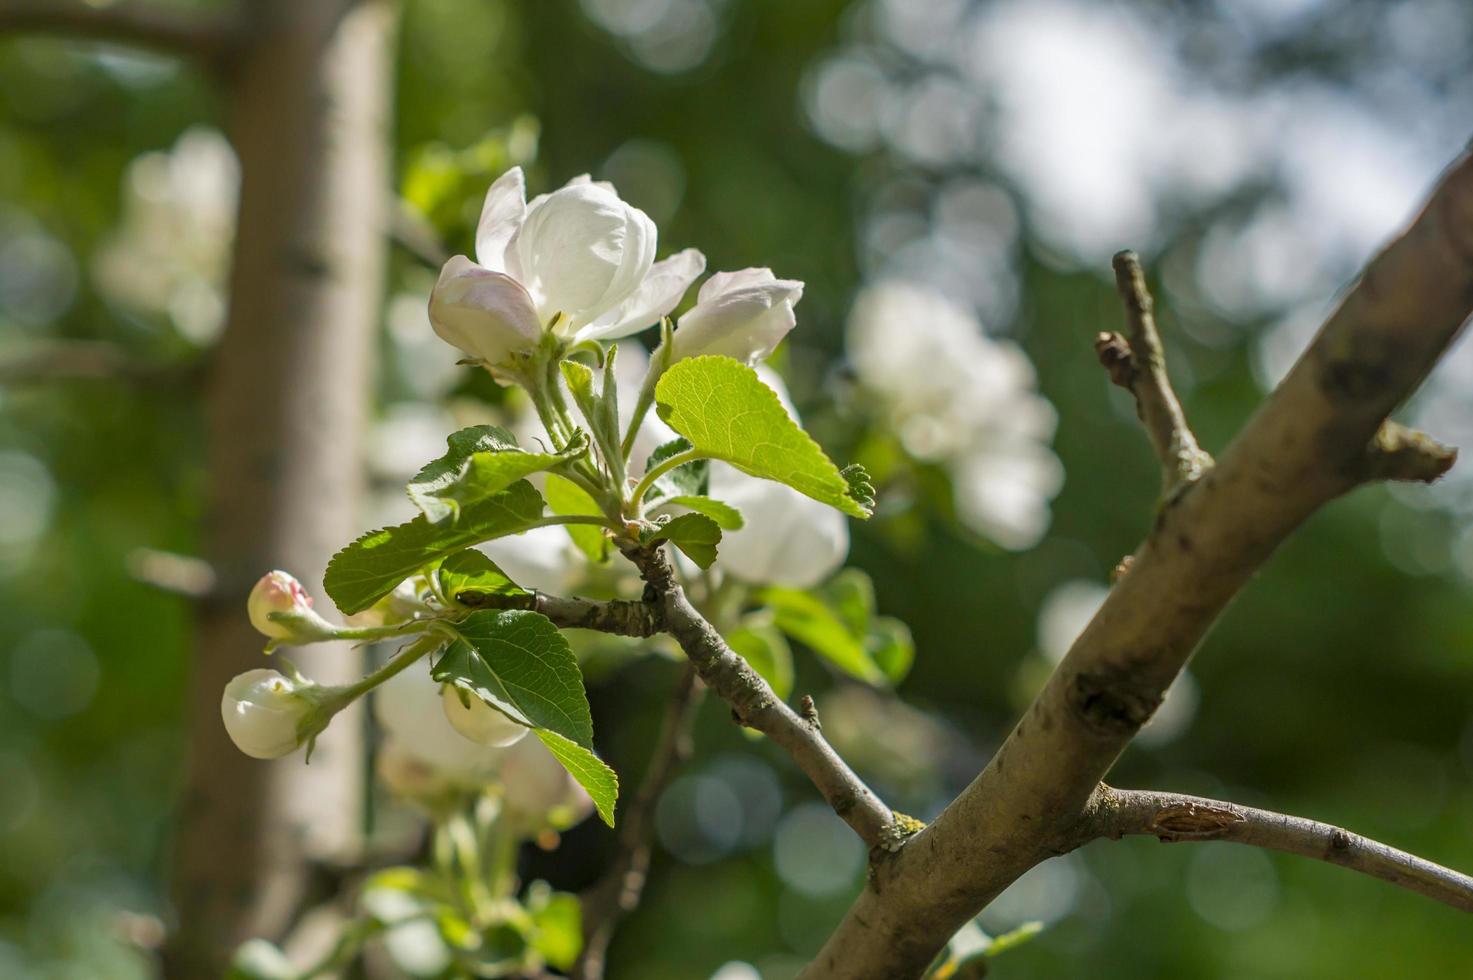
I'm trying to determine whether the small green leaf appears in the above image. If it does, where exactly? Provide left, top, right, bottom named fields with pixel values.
left=437, top=549, right=529, bottom=605
left=827, top=568, right=877, bottom=637
left=869, top=616, right=915, bottom=685
left=536, top=729, right=618, bottom=827
left=654, top=356, right=872, bottom=518
left=727, top=622, right=794, bottom=700
left=642, top=512, right=722, bottom=568
left=656, top=495, right=745, bottom=530
left=432, top=609, right=592, bottom=746
left=643, top=437, right=708, bottom=500
left=408, top=425, right=583, bottom=524
left=326, top=481, right=546, bottom=614
left=544, top=474, right=610, bottom=562
left=527, top=889, right=583, bottom=970
left=760, top=586, right=884, bottom=685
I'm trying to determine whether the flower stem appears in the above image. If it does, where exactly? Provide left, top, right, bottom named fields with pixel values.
left=340, top=632, right=443, bottom=703
left=627, top=447, right=707, bottom=513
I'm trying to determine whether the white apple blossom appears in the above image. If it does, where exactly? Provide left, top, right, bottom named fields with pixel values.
left=669, top=267, right=804, bottom=364
left=374, top=667, right=501, bottom=783
left=247, top=570, right=338, bottom=643
left=847, top=281, right=1062, bottom=549
left=429, top=167, right=705, bottom=370
left=440, top=686, right=529, bottom=748
left=221, top=669, right=313, bottom=760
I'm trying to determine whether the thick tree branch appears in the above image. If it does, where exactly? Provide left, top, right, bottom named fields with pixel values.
left=804, top=148, right=1473, bottom=979
left=0, top=0, right=242, bottom=62
left=574, top=663, right=702, bottom=980
left=1096, top=250, right=1212, bottom=489
left=1081, top=786, right=1473, bottom=912
left=623, top=544, right=894, bottom=847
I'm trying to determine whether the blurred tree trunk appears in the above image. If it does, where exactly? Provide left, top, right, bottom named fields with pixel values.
left=165, top=1, right=398, bottom=974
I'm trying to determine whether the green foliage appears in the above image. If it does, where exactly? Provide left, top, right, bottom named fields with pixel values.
left=642, top=437, right=709, bottom=500
left=654, top=356, right=873, bottom=518
left=759, top=569, right=913, bottom=685
left=544, top=473, right=610, bottom=562
left=431, top=610, right=617, bottom=825
left=437, top=549, right=529, bottom=604
left=408, top=424, right=585, bottom=524
left=727, top=621, right=794, bottom=700
left=560, top=348, right=623, bottom=477
left=656, top=495, right=745, bottom=530
left=642, top=512, right=723, bottom=569
left=526, top=884, right=584, bottom=970
left=535, top=730, right=619, bottom=828
left=325, top=481, right=546, bottom=614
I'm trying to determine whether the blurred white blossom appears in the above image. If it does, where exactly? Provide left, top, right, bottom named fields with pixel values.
left=847, top=281, right=1061, bottom=549
left=93, top=126, right=238, bottom=344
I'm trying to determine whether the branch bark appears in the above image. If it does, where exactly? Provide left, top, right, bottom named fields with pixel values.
left=1096, top=250, right=1212, bottom=489
left=623, top=544, right=895, bottom=848
left=574, top=663, right=702, bottom=980
left=804, top=148, right=1473, bottom=979
left=457, top=590, right=665, bottom=637
left=164, top=2, right=399, bottom=974
left=1081, top=786, right=1473, bottom=912
left=0, top=0, right=242, bottom=62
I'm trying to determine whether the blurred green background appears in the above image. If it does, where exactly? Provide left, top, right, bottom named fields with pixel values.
left=2, top=0, right=1472, bottom=977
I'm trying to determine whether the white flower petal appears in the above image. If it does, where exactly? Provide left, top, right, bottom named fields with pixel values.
left=375, top=668, right=503, bottom=780
left=221, top=669, right=309, bottom=759
left=507, top=181, right=657, bottom=330
left=428, top=255, right=542, bottom=365
left=474, top=167, right=527, bottom=272
left=578, top=247, right=706, bottom=342
left=671, top=268, right=803, bottom=364
left=709, top=463, right=850, bottom=588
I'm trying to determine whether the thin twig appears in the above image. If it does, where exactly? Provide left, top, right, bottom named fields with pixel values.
left=574, top=663, right=703, bottom=980
left=623, top=543, right=894, bottom=847
left=1097, top=250, right=1213, bottom=490
left=0, top=0, right=243, bottom=63
left=1083, top=786, right=1473, bottom=913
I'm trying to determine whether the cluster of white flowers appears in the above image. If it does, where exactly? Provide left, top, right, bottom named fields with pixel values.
left=846, top=281, right=1061, bottom=549
left=434, top=167, right=848, bottom=590
left=92, top=127, right=238, bottom=344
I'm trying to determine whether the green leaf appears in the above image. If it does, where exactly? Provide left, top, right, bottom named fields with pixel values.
left=655, top=494, right=745, bottom=530
left=437, top=549, right=529, bottom=605
left=527, top=888, right=583, bottom=970
left=654, top=356, right=872, bottom=518
left=642, top=437, right=708, bottom=501
left=408, top=425, right=583, bottom=524
left=727, top=622, right=793, bottom=700
left=326, top=481, right=546, bottom=614
left=544, top=473, right=610, bottom=562
left=561, top=349, right=624, bottom=477
left=642, top=512, right=722, bottom=569
left=536, top=729, right=618, bottom=827
left=869, top=616, right=915, bottom=685
left=432, top=609, right=592, bottom=746
left=759, top=586, right=884, bottom=685
left=827, top=568, right=877, bottom=637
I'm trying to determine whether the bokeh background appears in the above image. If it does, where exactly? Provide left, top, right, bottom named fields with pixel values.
left=3, top=0, right=1473, bottom=977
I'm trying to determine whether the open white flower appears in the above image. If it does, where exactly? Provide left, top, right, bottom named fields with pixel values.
left=429, top=167, right=704, bottom=369
left=441, top=686, right=529, bottom=748
left=669, top=267, right=804, bottom=364
left=221, top=668, right=313, bottom=759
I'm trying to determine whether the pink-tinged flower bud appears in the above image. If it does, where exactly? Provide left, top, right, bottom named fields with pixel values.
left=220, top=668, right=313, bottom=759
left=669, top=268, right=804, bottom=365
left=441, top=686, right=529, bottom=748
left=247, top=570, right=338, bottom=644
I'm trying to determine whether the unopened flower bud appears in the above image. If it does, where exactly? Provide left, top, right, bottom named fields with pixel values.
left=221, top=668, right=315, bottom=759
left=441, top=686, right=529, bottom=748
left=669, top=268, right=803, bottom=365
left=247, top=571, right=339, bottom=645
